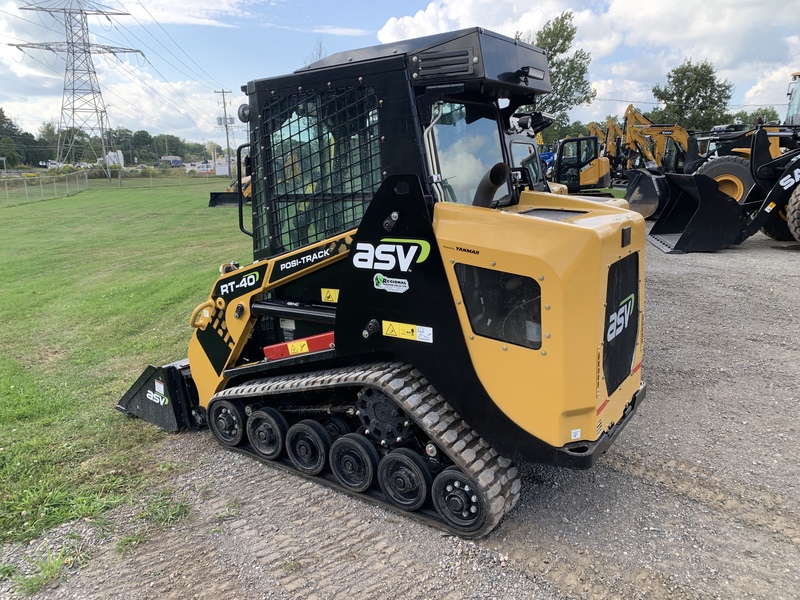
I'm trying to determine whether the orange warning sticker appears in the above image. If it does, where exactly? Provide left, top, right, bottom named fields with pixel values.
left=382, top=320, right=433, bottom=343
left=287, top=340, right=310, bottom=355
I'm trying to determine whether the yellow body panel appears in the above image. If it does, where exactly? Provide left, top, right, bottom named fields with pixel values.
left=433, top=193, right=644, bottom=448
left=578, top=156, right=611, bottom=188
left=187, top=232, right=354, bottom=408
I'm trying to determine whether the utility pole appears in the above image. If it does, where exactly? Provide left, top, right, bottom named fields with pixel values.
left=12, top=1, right=140, bottom=177
left=215, top=90, right=233, bottom=170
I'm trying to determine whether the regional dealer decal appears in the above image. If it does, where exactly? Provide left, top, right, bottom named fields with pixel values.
left=373, top=273, right=409, bottom=294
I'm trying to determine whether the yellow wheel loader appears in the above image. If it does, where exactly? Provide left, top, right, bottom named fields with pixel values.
left=627, top=72, right=800, bottom=245
left=118, top=28, right=646, bottom=537
left=647, top=127, right=800, bottom=252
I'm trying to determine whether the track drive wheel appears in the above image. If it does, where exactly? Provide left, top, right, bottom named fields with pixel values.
left=329, top=433, right=380, bottom=493
left=432, top=467, right=487, bottom=533
left=208, top=398, right=247, bottom=447
left=286, top=419, right=332, bottom=475
left=787, top=186, right=800, bottom=243
left=694, top=155, right=754, bottom=202
left=377, top=448, right=432, bottom=511
left=246, top=408, right=288, bottom=460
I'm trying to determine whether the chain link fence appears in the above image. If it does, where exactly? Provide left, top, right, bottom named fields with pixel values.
left=1, top=170, right=231, bottom=207
left=1, top=172, right=89, bottom=207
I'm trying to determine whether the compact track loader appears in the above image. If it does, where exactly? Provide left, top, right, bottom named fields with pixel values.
left=118, top=28, right=646, bottom=537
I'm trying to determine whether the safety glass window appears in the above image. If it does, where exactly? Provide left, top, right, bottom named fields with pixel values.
left=432, top=102, right=509, bottom=205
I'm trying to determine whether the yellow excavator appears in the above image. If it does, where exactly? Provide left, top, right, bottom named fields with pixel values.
left=117, top=29, right=646, bottom=537
left=620, top=105, right=699, bottom=217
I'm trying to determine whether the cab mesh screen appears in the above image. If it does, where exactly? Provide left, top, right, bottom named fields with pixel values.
left=257, top=87, right=382, bottom=255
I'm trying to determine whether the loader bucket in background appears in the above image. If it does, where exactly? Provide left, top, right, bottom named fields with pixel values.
left=208, top=192, right=239, bottom=207
left=647, top=173, right=745, bottom=253
left=116, top=359, right=200, bottom=431
left=624, top=168, right=669, bottom=219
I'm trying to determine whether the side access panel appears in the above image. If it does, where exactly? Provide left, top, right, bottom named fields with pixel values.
left=116, top=359, right=199, bottom=431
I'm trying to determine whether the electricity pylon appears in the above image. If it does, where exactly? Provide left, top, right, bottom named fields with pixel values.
left=13, top=1, right=140, bottom=172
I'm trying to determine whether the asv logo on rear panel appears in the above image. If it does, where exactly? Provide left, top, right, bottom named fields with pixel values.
left=352, top=239, right=430, bottom=272
left=606, top=294, right=635, bottom=342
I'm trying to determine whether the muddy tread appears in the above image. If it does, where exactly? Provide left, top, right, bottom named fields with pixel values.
left=212, top=361, right=520, bottom=537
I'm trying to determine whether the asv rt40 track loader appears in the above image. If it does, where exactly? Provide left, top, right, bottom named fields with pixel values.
left=118, top=28, right=646, bottom=537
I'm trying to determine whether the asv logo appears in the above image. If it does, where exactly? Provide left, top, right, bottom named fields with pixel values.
left=606, top=294, right=635, bottom=342
left=778, top=167, right=800, bottom=190
left=352, top=238, right=430, bottom=272
left=146, top=389, right=169, bottom=406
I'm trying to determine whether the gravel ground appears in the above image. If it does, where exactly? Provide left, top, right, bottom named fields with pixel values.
left=2, top=230, right=799, bottom=600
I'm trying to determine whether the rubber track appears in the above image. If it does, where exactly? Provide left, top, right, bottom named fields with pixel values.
left=212, top=361, right=521, bottom=538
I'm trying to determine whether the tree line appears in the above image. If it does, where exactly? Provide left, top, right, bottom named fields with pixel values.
left=0, top=111, right=223, bottom=169
left=518, top=14, right=782, bottom=144
left=2, top=13, right=784, bottom=167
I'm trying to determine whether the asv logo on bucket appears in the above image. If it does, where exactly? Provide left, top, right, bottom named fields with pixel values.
left=146, top=389, right=169, bottom=406
left=352, top=238, right=430, bottom=272
left=606, top=294, right=635, bottom=342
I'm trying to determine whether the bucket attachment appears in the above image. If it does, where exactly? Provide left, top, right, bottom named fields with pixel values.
left=208, top=192, right=239, bottom=207
left=623, top=168, right=668, bottom=219
left=116, top=359, right=201, bottom=431
left=647, top=173, right=745, bottom=253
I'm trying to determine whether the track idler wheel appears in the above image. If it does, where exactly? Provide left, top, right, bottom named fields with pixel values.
left=377, top=448, right=432, bottom=511
left=286, top=419, right=332, bottom=475
left=208, top=398, right=247, bottom=447
left=246, top=408, right=288, bottom=460
left=432, top=467, right=487, bottom=533
left=329, top=433, right=380, bottom=493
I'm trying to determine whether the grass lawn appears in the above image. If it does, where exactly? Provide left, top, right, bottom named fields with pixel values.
left=0, top=179, right=630, bottom=548
left=0, top=182, right=251, bottom=545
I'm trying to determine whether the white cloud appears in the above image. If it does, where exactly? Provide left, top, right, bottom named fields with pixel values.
left=3, top=0, right=799, bottom=144
left=378, top=0, right=800, bottom=123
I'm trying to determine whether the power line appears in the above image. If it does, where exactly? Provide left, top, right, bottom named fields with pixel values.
left=595, top=97, right=788, bottom=108
left=12, top=1, right=140, bottom=171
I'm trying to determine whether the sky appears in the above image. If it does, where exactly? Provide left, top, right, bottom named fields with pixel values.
left=0, top=0, right=798, bottom=153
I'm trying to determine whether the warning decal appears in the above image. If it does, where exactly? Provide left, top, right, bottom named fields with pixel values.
left=321, top=288, right=340, bottom=303
left=382, top=320, right=433, bottom=344
left=287, top=340, right=310, bottom=355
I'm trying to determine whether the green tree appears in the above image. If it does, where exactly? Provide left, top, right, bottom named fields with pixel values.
left=0, top=108, right=21, bottom=139
left=15, top=131, right=49, bottom=167
left=647, top=59, right=733, bottom=130
left=111, top=127, right=135, bottom=164
left=539, top=113, right=574, bottom=145
left=517, top=12, right=596, bottom=117
left=152, top=134, right=185, bottom=159
left=0, top=136, right=21, bottom=166
left=729, top=106, right=781, bottom=126
left=131, top=130, right=155, bottom=164
left=37, top=122, right=59, bottom=159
